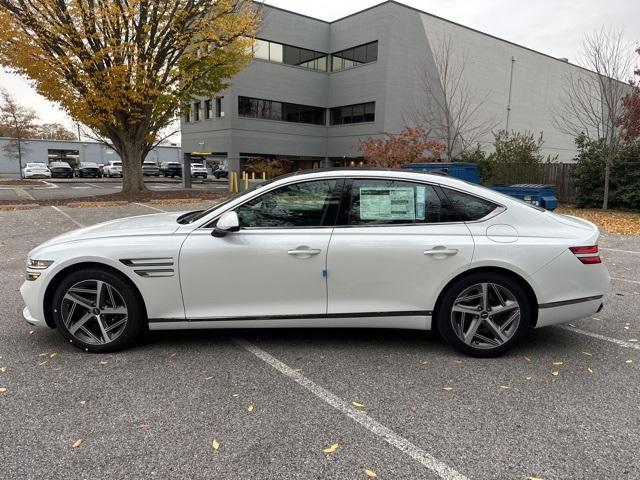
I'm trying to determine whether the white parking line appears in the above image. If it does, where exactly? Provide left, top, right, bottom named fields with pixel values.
left=601, top=247, right=640, bottom=255
left=133, top=202, right=167, bottom=213
left=611, top=277, right=640, bottom=285
left=557, top=325, right=640, bottom=351
left=85, top=183, right=103, bottom=189
left=233, top=337, right=468, bottom=480
left=50, top=206, right=84, bottom=228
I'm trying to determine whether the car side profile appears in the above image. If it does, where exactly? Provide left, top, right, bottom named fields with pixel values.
left=21, top=169, right=610, bottom=357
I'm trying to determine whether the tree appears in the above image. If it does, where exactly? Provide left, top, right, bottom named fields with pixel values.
left=552, top=28, right=634, bottom=209
left=34, top=123, right=77, bottom=141
left=0, top=89, right=36, bottom=176
left=413, top=36, right=497, bottom=161
left=620, top=47, right=640, bottom=141
left=245, top=157, right=290, bottom=179
left=0, top=0, right=260, bottom=193
left=359, top=127, right=444, bottom=168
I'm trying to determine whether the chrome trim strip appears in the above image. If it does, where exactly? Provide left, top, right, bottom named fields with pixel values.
left=120, top=258, right=174, bottom=267
left=538, top=295, right=604, bottom=309
left=149, top=310, right=433, bottom=323
left=134, top=269, right=174, bottom=278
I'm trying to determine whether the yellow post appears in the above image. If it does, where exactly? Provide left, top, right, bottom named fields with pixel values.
left=252, top=172, right=255, bottom=180
left=244, top=173, right=249, bottom=191
left=228, top=172, right=233, bottom=192
left=262, top=171, right=266, bottom=180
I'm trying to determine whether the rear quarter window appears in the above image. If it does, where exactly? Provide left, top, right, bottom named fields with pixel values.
left=441, top=187, right=501, bottom=221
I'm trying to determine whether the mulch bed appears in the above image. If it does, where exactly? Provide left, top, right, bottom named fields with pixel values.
left=0, top=179, right=44, bottom=186
left=0, top=188, right=228, bottom=206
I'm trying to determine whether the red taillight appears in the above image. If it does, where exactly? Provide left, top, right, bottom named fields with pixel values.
left=570, top=245, right=601, bottom=264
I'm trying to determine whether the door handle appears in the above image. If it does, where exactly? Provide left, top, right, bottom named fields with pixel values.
left=424, top=248, right=459, bottom=256
left=288, top=247, right=322, bottom=257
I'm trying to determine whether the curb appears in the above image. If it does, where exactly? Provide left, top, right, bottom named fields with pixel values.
left=67, top=201, right=130, bottom=208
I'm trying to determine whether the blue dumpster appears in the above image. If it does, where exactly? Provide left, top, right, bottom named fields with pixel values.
left=491, top=184, right=558, bottom=211
left=401, top=162, right=481, bottom=184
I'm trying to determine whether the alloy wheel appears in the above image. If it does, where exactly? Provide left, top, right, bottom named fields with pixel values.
left=450, top=282, right=520, bottom=350
left=60, top=279, right=129, bottom=345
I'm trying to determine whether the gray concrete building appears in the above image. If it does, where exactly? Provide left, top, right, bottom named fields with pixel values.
left=0, top=137, right=181, bottom=175
left=181, top=1, right=591, bottom=171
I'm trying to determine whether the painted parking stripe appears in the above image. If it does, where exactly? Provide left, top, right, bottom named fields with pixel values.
left=85, top=183, right=103, bottom=189
left=611, top=277, right=640, bottom=285
left=557, top=325, right=640, bottom=351
left=233, top=337, right=469, bottom=480
left=133, top=202, right=167, bottom=213
left=600, top=247, right=640, bottom=255
left=50, top=206, right=84, bottom=228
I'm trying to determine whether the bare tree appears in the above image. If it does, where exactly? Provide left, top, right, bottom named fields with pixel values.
left=412, top=36, right=497, bottom=161
left=0, top=89, right=36, bottom=177
left=552, top=28, right=634, bottom=209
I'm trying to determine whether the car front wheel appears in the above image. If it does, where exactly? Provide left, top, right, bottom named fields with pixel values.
left=51, top=268, right=145, bottom=353
left=436, top=272, right=531, bottom=357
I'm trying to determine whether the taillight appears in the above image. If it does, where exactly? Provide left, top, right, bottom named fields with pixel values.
left=569, top=246, right=601, bottom=264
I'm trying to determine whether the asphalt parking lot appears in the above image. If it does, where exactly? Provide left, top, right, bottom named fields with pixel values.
left=0, top=179, right=228, bottom=202
left=1, top=204, right=639, bottom=480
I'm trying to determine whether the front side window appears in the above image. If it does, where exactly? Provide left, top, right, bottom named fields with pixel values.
left=441, top=188, right=501, bottom=221
left=237, top=180, right=341, bottom=228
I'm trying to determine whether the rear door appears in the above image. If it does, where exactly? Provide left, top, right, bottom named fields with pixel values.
left=326, top=178, right=475, bottom=320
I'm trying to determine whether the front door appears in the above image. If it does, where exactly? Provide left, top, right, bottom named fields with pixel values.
left=327, top=178, right=475, bottom=319
left=180, top=179, right=343, bottom=319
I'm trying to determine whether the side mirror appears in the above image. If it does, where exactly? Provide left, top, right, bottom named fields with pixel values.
left=212, top=211, right=240, bottom=237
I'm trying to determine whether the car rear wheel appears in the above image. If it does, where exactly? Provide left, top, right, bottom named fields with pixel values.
left=436, top=272, right=531, bottom=357
left=51, top=268, right=144, bottom=353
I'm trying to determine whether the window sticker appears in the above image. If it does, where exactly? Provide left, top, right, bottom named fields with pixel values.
left=360, top=187, right=416, bottom=221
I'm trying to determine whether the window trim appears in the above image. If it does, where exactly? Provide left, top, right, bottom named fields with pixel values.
left=330, top=102, right=375, bottom=126
left=331, top=40, right=379, bottom=72
left=253, top=37, right=328, bottom=72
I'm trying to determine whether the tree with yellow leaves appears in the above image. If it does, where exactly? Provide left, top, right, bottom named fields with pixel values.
left=0, top=0, right=260, bottom=193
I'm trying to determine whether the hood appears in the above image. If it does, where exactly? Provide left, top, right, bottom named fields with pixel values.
left=37, top=212, right=186, bottom=248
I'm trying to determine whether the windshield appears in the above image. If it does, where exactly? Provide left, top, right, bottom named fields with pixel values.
left=82, top=163, right=98, bottom=167
left=113, top=162, right=122, bottom=166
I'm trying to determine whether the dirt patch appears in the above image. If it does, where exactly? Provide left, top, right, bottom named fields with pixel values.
left=557, top=207, right=640, bottom=236
left=0, top=179, right=44, bottom=186
left=0, top=188, right=228, bottom=206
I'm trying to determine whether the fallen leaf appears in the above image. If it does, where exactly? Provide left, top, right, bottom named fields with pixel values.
left=443, top=387, right=453, bottom=391
left=526, top=376, right=532, bottom=380
left=527, top=477, right=544, bottom=480
left=212, top=439, right=220, bottom=450
left=232, top=394, right=240, bottom=398
left=0, top=367, right=6, bottom=373
left=99, top=360, right=108, bottom=365
left=551, top=371, right=559, bottom=376
left=420, top=360, right=428, bottom=365
left=624, top=326, right=630, bottom=330
left=38, top=352, right=49, bottom=357
left=169, top=353, right=176, bottom=358
left=352, top=401, right=366, bottom=408
left=204, top=376, right=214, bottom=380
left=409, top=405, right=417, bottom=412
left=293, top=368, right=302, bottom=372
left=247, top=404, right=254, bottom=412
left=587, top=368, right=593, bottom=374
left=568, top=323, right=576, bottom=328
left=38, top=360, right=48, bottom=366
left=499, top=385, right=510, bottom=389
left=523, top=356, right=531, bottom=362
left=323, top=443, right=339, bottom=454
left=364, top=469, right=378, bottom=478
left=453, top=359, right=463, bottom=364
left=72, top=439, right=83, bottom=448
left=582, top=352, right=592, bottom=356
left=625, top=359, right=633, bottom=364
left=0, top=387, right=6, bottom=393
left=552, top=362, right=563, bottom=366
left=79, top=400, right=86, bottom=406
left=29, top=330, right=34, bottom=335
left=50, top=352, right=58, bottom=358
left=629, top=339, right=638, bottom=343
left=139, top=422, right=151, bottom=429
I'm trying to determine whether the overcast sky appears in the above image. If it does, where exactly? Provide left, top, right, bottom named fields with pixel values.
left=1, top=0, right=637, bottom=137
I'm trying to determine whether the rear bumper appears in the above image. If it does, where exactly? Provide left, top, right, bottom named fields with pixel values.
left=536, top=297, right=603, bottom=328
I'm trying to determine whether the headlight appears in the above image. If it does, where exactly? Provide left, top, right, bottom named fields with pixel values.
left=28, top=259, right=54, bottom=270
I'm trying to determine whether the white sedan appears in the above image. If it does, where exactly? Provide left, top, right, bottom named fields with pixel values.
left=21, top=169, right=610, bottom=356
left=22, top=163, right=51, bottom=179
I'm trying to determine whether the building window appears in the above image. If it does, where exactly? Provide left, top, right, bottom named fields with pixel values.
left=331, top=41, right=378, bottom=72
left=330, top=102, right=375, bottom=125
left=193, top=101, right=201, bottom=122
left=239, top=96, right=325, bottom=125
left=204, top=100, right=212, bottom=120
left=252, top=38, right=328, bottom=72
left=216, top=97, right=223, bottom=118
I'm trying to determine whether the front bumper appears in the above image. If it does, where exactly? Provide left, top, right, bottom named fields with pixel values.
left=22, top=306, right=43, bottom=326
left=20, top=280, right=47, bottom=328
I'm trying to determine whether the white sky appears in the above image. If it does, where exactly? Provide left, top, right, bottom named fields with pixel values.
left=1, top=0, right=637, bottom=140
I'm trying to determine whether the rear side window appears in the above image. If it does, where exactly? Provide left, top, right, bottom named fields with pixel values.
left=344, top=179, right=449, bottom=225
left=441, top=187, right=500, bottom=221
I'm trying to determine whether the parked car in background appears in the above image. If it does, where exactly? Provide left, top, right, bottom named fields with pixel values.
left=75, top=162, right=102, bottom=178
left=142, top=161, right=160, bottom=176
left=211, top=163, right=228, bottom=179
left=102, top=161, right=123, bottom=178
left=160, top=162, right=182, bottom=178
left=191, top=163, right=208, bottom=179
left=22, top=163, right=51, bottom=179
left=21, top=169, right=609, bottom=356
left=48, top=162, right=74, bottom=178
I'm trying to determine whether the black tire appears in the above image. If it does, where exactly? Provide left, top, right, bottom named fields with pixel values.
left=51, top=268, right=145, bottom=353
left=436, top=272, right=532, bottom=358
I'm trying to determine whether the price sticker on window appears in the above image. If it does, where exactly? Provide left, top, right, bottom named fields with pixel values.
left=360, top=187, right=416, bottom=221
